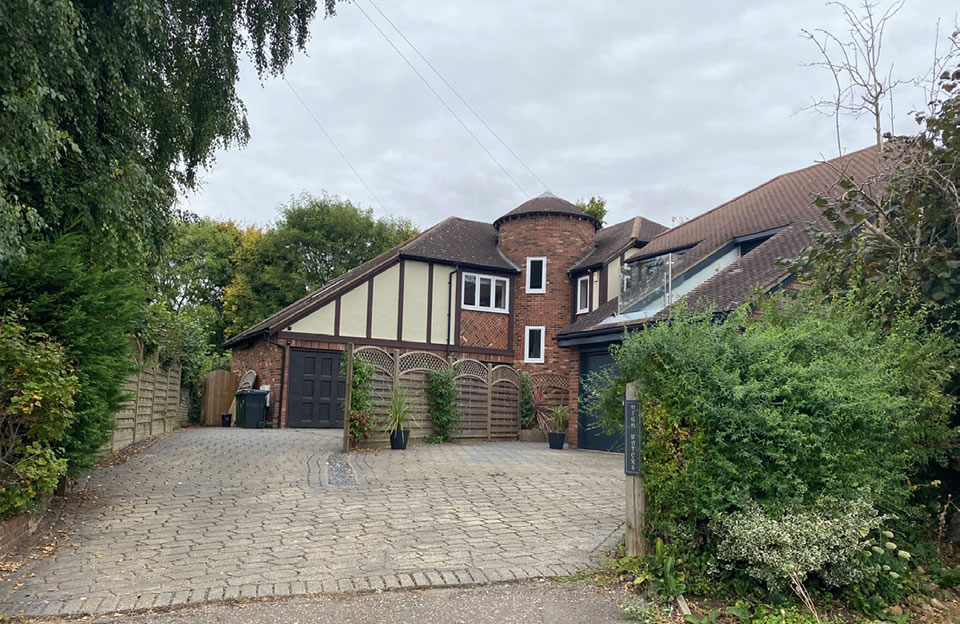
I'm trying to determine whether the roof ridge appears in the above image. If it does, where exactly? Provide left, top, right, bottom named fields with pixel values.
left=651, top=146, right=875, bottom=241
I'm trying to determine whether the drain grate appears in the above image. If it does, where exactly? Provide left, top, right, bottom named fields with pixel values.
left=325, top=452, right=357, bottom=487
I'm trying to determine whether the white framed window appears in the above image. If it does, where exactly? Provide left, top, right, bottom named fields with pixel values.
left=524, top=326, right=545, bottom=363
left=462, top=272, right=509, bottom=313
left=525, top=257, right=546, bottom=293
left=576, top=275, right=590, bottom=314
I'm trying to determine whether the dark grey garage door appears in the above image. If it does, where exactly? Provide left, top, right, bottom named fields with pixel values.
left=287, top=349, right=346, bottom=428
left=579, top=347, right=623, bottom=452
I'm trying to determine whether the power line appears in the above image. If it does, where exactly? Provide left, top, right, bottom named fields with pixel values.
left=353, top=0, right=530, bottom=196
left=365, top=0, right=549, bottom=193
left=283, top=77, right=388, bottom=212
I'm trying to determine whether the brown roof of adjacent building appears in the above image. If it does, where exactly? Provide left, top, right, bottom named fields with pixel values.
left=493, top=192, right=601, bottom=230
left=570, top=215, right=667, bottom=272
left=559, top=146, right=880, bottom=338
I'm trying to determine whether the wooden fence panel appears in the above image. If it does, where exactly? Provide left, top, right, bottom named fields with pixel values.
left=455, top=376, right=489, bottom=439
left=110, top=363, right=183, bottom=453
left=349, top=346, right=523, bottom=447
left=490, top=382, right=521, bottom=438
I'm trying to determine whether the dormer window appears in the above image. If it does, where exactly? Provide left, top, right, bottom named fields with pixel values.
left=526, top=257, right=546, bottom=293
left=576, top=275, right=590, bottom=314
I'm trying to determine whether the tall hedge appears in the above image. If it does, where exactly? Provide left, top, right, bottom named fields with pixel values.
left=0, top=238, right=146, bottom=474
left=585, top=291, right=955, bottom=538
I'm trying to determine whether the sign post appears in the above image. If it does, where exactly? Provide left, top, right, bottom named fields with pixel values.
left=624, top=382, right=649, bottom=557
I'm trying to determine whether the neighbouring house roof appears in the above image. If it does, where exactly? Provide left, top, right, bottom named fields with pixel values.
left=569, top=215, right=667, bottom=273
left=493, top=192, right=601, bottom=230
left=558, top=146, right=880, bottom=341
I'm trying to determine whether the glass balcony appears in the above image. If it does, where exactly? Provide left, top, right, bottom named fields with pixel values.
left=619, top=250, right=690, bottom=315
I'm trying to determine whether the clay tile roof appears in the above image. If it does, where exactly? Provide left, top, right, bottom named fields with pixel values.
left=558, top=145, right=880, bottom=338
left=401, top=217, right=518, bottom=271
left=493, top=192, right=601, bottom=230
left=570, top=215, right=667, bottom=272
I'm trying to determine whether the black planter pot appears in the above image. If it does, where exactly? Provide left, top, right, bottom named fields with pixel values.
left=389, top=429, right=410, bottom=450
left=548, top=432, right=566, bottom=450
left=220, top=413, right=232, bottom=427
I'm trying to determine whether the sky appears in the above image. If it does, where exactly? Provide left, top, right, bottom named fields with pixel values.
left=181, top=0, right=956, bottom=231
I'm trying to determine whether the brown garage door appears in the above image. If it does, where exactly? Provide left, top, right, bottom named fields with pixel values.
left=287, top=349, right=346, bottom=428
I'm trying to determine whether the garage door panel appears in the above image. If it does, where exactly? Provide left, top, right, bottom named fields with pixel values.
left=579, top=348, right=623, bottom=452
left=288, top=349, right=345, bottom=428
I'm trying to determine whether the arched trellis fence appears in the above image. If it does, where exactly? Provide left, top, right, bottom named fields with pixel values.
left=344, top=346, right=522, bottom=448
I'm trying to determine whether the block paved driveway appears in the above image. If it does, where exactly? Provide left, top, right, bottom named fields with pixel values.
left=0, top=429, right=624, bottom=618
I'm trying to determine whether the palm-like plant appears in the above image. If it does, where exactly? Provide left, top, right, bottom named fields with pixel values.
left=383, top=385, right=414, bottom=435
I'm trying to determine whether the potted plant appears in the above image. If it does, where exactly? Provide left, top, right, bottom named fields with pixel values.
left=547, top=405, right=568, bottom=450
left=384, top=385, right=414, bottom=450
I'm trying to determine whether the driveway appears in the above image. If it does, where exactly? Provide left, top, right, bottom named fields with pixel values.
left=0, top=429, right=624, bottom=618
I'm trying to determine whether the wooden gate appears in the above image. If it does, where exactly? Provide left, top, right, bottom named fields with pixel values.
left=201, top=369, right=238, bottom=426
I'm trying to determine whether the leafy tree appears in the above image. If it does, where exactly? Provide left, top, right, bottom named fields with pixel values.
left=576, top=195, right=607, bottom=225
left=0, top=0, right=339, bottom=264
left=0, top=238, right=146, bottom=474
left=223, top=193, right=417, bottom=337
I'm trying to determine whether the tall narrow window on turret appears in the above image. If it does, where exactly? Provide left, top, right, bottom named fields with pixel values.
left=526, top=257, right=546, bottom=293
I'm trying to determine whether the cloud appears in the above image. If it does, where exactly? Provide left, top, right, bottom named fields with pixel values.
left=181, top=0, right=951, bottom=231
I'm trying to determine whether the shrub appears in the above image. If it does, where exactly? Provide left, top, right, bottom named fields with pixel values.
left=0, top=313, right=79, bottom=518
left=344, top=356, right=374, bottom=415
left=341, top=356, right=375, bottom=448
left=426, top=368, right=460, bottom=441
left=0, top=238, right=146, bottom=475
left=348, top=410, right=373, bottom=445
left=715, top=497, right=887, bottom=615
left=520, top=372, right=535, bottom=429
left=584, top=291, right=955, bottom=608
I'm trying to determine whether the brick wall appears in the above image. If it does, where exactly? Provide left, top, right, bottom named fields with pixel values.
left=566, top=345, right=580, bottom=448
left=497, top=213, right=596, bottom=385
left=230, top=339, right=283, bottom=425
left=460, top=310, right=509, bottom=350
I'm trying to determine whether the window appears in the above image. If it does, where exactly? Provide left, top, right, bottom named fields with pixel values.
left=524, top=326, right=545, bottom=363
left=462, top=272, right=509, bottom=313
left=525, top=257, right=546, bottom=293
left=576, top=275, right=590, bottom=314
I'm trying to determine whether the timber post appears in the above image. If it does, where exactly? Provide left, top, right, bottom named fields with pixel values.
left=624, top=382, right=649, bottom=557
left=342, top=343, right=354, bottom=452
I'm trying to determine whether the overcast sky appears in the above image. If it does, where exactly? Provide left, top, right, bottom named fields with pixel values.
left=181, top=0, right=954, bottom=231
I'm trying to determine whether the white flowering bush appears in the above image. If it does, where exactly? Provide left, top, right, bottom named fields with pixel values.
left=715, top=498, right=889, bottom=615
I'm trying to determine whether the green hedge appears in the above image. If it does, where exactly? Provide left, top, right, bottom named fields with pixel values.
left=584, top=292, right=955, bottom=608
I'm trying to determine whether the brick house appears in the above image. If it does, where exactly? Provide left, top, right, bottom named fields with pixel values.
left=224, top=192, right=665, bottom=436
left=224, top=146, right=875, bottom=449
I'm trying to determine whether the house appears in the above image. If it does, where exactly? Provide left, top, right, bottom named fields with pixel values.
left=225, top=146, right=875, bottom=447
left=223, top=192, right=665, bottom=430
left=558, top=146, right=877, bottom=450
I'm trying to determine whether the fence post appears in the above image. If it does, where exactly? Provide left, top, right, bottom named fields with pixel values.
left=624, top=382, right=649, bottom=557
left=486, top=364, right=493, bottom=441
left=342, top=344, right=354, bottom=452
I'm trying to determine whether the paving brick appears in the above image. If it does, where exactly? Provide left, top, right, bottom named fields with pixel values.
left=0, top=429, right=623, bottom=617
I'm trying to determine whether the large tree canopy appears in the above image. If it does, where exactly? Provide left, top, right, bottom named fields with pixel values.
left=0, top=0, right=337, bottom=264
left=223, top=193, right=418, bottom=337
